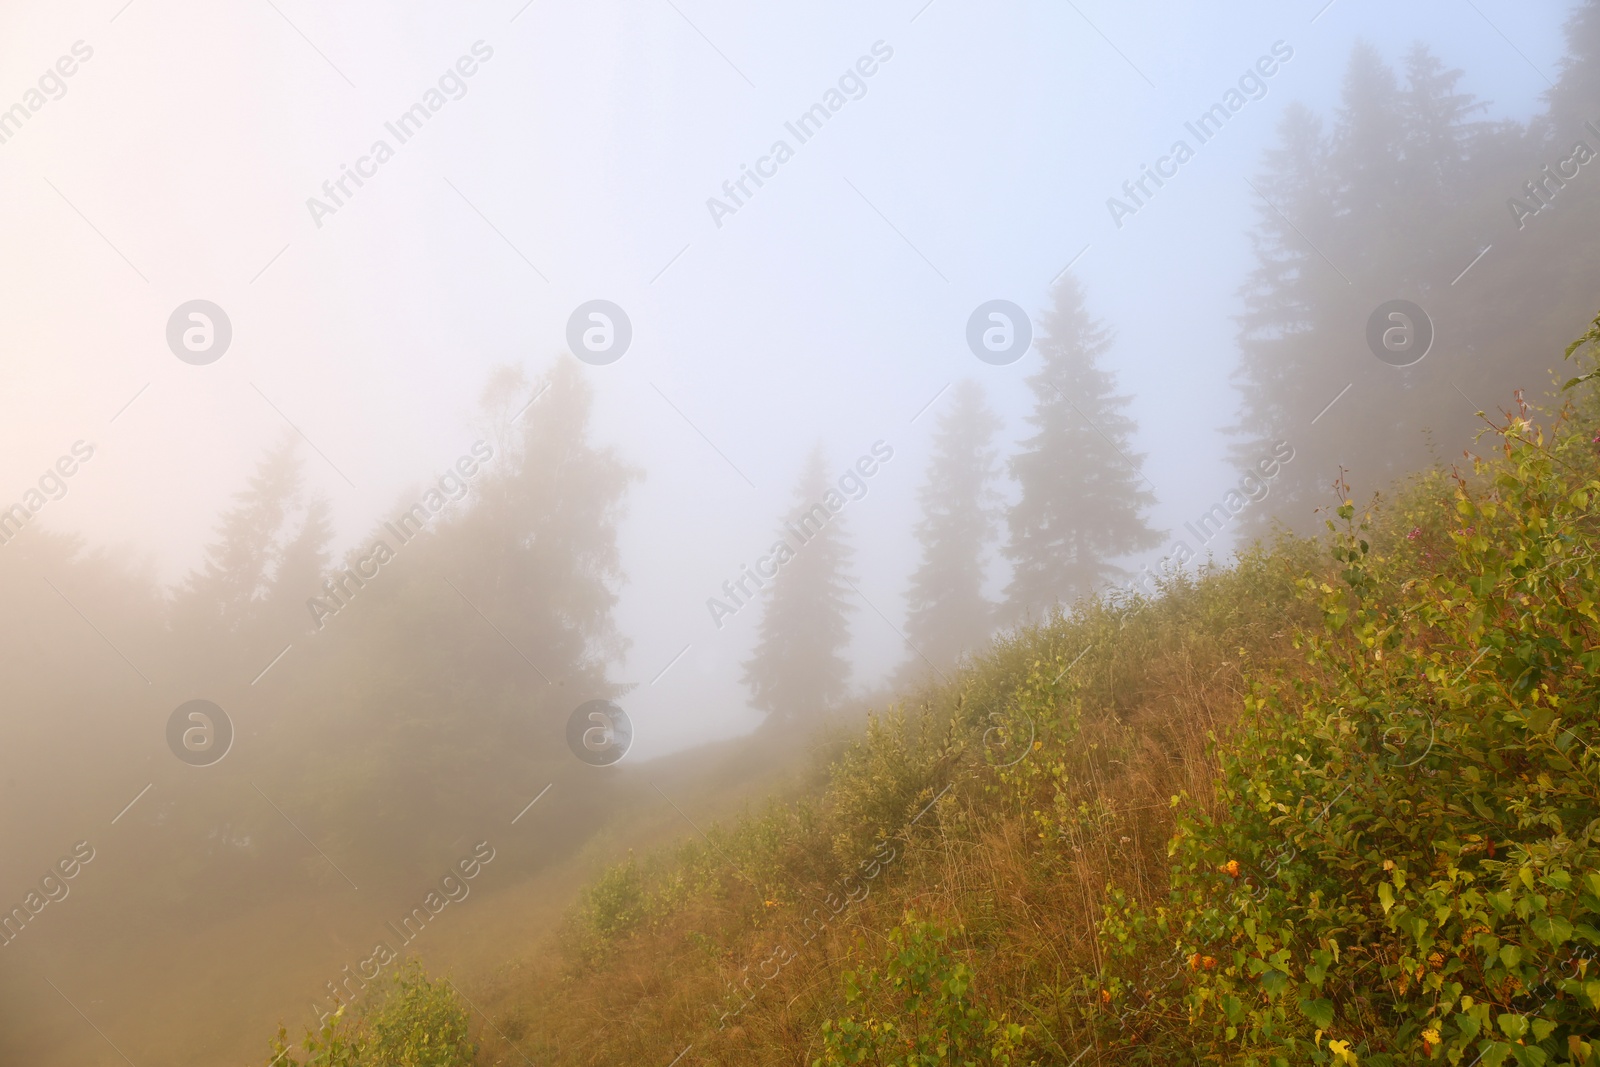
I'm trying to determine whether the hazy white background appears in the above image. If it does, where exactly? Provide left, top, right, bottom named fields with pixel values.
left=0, top=0, right=1572, bottom=758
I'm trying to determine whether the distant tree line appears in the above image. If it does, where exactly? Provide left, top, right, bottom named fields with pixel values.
left=1232, top=12, right=1600, bottom=535
left=743, top=272, right=1160, bottom=718
left=747, top=5, right=1600, bottom=715
left=9, top=5, right=1599, bottom=921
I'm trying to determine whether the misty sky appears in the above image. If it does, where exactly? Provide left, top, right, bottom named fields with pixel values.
left=0, top=0, right=1575, bottom=758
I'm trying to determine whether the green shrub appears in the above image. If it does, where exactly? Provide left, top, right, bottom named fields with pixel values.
left=815, top=915, right=1031, bottom=1066
left=1101, top=403, right=1600, bottom=1065
left=266, top=960, right=476, bottom=1067
left=577, top=852, right=650, bottom=946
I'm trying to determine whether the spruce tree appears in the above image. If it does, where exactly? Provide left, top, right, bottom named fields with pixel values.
left=164, top=436, right=329, bottom=758
left=1003, top=274, right=1159, bottom=622
left=273, top=359, right=643, bottom=870
left=1550, top=0, right=1600, bottom=128
left=1397, top=44, right=1483, bottom=188
left=904, top=379, right=1001, bottom=672
left=268, top=495, right=333, bottom=637
left=1230, top=98, right=1343, bottom=536
left=742, top=446, right=854, bottom=723
left=451, top=358, right=642, bottom=686
left=172, top=435, right=301, bottom=638
left=1229, top=40, right=1533, bottom=538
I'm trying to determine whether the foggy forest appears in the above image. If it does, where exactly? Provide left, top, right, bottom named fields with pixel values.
left=3, top=1, right=1600, bottom=1065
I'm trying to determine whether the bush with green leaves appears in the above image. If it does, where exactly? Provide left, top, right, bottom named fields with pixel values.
left=265, top=960, right=476, bottom=1067
left=816, top=915, right=1030, bottom=1067
left=1100, top=399, right=1600, bottom=1065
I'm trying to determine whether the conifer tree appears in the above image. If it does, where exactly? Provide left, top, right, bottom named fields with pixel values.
left=904, top=380, right=1001, bottom=672
left=742, top=446, right=854, bottom=723
left=1229, top=40, right=1531, bottom=538
left=269, top=495, right=333, bottom=636
left=1513, top=0, right=1600, bottom=386
left=1230, top=98, right=1342, bottom=535
left=451, top=359, right=642, bottom=686
left=172, top=437, right=298, bottom=633
left=1003, top=275, right=1159, bottom=622
left=1550, top=0, right=1600, bottom=129
left=274, top=359, right=643, bottom=869
left=1233, top=45, right=1409, bottom=536
left=1397, top=44, right=1483, bottom=189
left=163, top=436, right=333, bottom=708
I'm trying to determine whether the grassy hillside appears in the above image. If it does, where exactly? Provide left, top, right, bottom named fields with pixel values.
left=262, top=337, right=1600, bottom=1065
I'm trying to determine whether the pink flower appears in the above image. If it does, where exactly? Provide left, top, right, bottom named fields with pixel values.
left=1407, top=528, right=1421, bottom=541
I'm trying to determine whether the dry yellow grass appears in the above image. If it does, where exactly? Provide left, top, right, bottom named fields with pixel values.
left=453, top=539, right=1328, bottom=1065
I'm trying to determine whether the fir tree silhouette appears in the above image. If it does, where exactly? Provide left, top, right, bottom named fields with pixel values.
left=904, top=379, right=1002, bottom=673
left=1003, top=275, right=1159, bottom=622
left=742, top=446, right=854, bottom=723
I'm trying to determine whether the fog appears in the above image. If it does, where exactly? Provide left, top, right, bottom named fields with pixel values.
left=0, top=0, right=1593, bottom=1063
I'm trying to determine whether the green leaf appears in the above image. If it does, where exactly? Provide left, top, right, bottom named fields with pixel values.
left=1298, top=997, right=1334, bottom=1030
left=1479, top=1041, right=1514, bottom=1067
left=1531, top=915, right=1573, bottom=945
left=1478, top=1043, right=1516, bottom=1067
left=1510, top=1044, right=1549, bottom=1067
left=1261, top=969, right=1290, bottom=998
